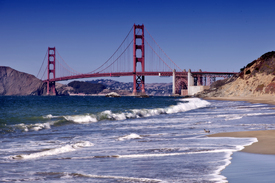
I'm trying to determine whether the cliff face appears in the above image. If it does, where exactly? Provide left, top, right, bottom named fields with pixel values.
left=0, top=66, right=47, bottom=95
left=197, top=51, right=275, bottom=98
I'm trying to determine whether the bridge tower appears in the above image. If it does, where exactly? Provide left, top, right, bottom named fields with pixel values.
left=47, top=47, right=56, bottom=95
left=133, top=24, right=145, bottom=95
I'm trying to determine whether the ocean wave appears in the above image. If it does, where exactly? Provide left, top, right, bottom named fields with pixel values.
left=116, top=149, right=237, bottom=158
left=35, top=172, right=162, bottom=182
left=6, top=98, right=210, bottom=131
left=67, top=147, right=246, bottom=160
left=63, top=98, right=211, bottom=123
left=15, top=122, right=53, bottom=132
left=43, top=114, right=60, bottom=119
left=217, top=112, right=275, bottom=121
left=10, top=141, right=93, bottom=160
left=63, top=115, right=97, bottom=123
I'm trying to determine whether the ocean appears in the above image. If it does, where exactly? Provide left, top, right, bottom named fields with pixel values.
left=1, top=96, right=275, bottom=182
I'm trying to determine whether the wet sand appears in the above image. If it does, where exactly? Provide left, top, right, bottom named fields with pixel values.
left=208, top=130, right=275, bottom=154
left=205, top=96, right=275, bottom=181
left=209, top=130, right=275, bottom=182
left=222, top=152, right=275, bottom=183
left=205, top=96, right=275, bottom=154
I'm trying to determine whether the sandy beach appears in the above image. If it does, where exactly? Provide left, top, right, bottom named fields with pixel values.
left=208, top=130, right=275, bottom=154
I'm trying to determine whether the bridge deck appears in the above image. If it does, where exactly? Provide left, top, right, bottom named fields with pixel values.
left=44, top=71, right=237, bottom=82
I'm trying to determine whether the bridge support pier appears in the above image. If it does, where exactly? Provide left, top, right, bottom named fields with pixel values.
left=47, top=47, right=56, bottom=95
left=47, top=81, right=56, bottom=95
left=133, top=24, right=145, bottom=95
left=172, top=69, right=176, bottom=95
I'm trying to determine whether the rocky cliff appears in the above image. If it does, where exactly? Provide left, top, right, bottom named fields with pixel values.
left=196, top=51, right=275, bottom=98
left=0, top=66, right=47, bottom=95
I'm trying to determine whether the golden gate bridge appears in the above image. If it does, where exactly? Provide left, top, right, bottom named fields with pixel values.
left=37, top=24, right=237, bottom=96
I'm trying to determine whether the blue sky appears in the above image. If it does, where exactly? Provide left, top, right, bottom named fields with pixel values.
left=1, top=0, right=275, bottom=83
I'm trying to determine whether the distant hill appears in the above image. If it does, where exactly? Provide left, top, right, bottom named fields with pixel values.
left=196, top=51, right=275, bottom=97
left=0, top=66, right=47, bottom=95
left=68, top=81, right=106, bottom=94
left=86, top=79, right=172, bottom=96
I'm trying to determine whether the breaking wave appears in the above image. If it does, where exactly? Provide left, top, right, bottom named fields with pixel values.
left=10, top=141, right=93, bottom=160
left=15, top=122, right=53, bottom=132
left=63, top=98, right=211, bottom=123
left=4, top=98, right=211, bottom=132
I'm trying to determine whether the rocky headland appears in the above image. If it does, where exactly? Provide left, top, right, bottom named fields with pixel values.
left=196, top=51, right=275, bottom=104
left=0, top=66, right=47, bottom=95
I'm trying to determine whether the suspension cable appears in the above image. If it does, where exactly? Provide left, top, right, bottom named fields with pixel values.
left=144, top=38, right=173, bottom=71
left=88, top=26, right=134, bottom=74
left=144, top=26, right=182, bottom=71
left=56, top=50, right=82, bottom=74
left=37, top=50, right=48, bottom=78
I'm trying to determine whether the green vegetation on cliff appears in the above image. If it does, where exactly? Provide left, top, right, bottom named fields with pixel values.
left=68, top=81, right=106, bottom=94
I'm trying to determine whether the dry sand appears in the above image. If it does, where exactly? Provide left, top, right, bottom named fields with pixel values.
left=204, top=96, right=275, bottom=105
left=208, top=130, right=275, bottom=155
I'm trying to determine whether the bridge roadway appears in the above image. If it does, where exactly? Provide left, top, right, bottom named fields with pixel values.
left=44, top=71, right=237, bottom=82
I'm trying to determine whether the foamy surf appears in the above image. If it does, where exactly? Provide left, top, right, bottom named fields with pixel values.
left=38, top=172, right=163, bottom=182
left=167, top=98, right=211, bottom=114
left=117, top=148, right=241, bottom=158
left=64, top=115, right=97, bottom=123
left=43, top=114, right=60, bottom=119
left=3, top=96, right=273, bottom=183
left=15, top=122, right=53, bottom=131
left=63, top=98, right=210, bottom=123
left=118, top=133, right=142, bottom=141
left=10, top=141, right=93, bottom=160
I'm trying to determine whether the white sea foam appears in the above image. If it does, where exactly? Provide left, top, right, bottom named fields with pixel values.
left=83, top=173, right=162, bottom=182
left=217, top=112, right=275, bottom=122
left=43, top=114, right=60, bottom=119
left=10, top=141, right=93, bottom=160
left=116, top=137, right=257, bottom=158
left=167, top=98, right=211, bottom=114
left=117, top=148, right=241, bottom=158
left=225, top=115, right=243, bottom=121
left=246, top=112, right=275, bottom=116
left=208, top=151, right=233, bottom=183
left=16, top=122, right=53, bottom=132
left=118, top=133, right=142, bottom=141
left=62, top=98, right=210, bottom=123
left=207, top=138, right=257, bottom=183
left=51, top=172, right=162, bottom=182
left=64, top=115, right=97, bottom=123
left=100, top=110, right=127, bottom=120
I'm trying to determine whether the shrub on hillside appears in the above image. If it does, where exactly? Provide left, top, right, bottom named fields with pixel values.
left=68, top=81, right=106, bottom=94
left=260, top=51, right=275, bottom=61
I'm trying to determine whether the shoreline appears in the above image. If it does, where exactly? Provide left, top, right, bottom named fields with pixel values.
left=204, top=96, right=275, bottom=154
left=204, top=96, right=275, bottom=105
left=208, top=130, right=275, bottom=154
left=205, top=96, right=275, bottom=181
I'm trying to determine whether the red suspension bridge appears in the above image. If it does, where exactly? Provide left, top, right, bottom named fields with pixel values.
left=37, top=24, right=237, bottom=96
